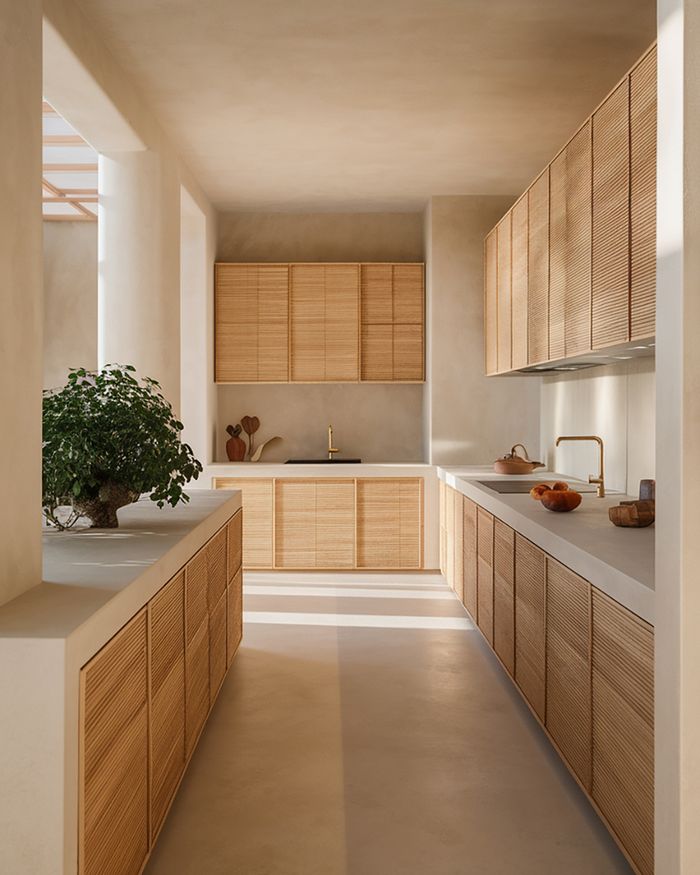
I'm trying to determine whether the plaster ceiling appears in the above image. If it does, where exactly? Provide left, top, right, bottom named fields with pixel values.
left=74, top=0, right=656, bottom=212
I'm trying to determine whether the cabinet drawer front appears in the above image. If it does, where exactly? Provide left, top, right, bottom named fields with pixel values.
left=515, top=534, right=546, bottom=720
left=546, top=560, right=591, bottom=788
left=493, top=519, right=515, bottom=675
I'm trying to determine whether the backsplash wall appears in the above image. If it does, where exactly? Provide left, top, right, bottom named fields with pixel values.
left=217, top=384, right=424, bottom=463
left=540, top=358, right=655, bottom=494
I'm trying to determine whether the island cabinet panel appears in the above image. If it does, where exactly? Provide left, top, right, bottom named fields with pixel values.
left=630, top=46, right=657, bottom=341
left=184, top=548, right=210, bottom=756
left=485, top=230, right=498, bottom=375
left=227, top=567, right=243, bottom=667
left=511, top=195, right=529, bottom=370
left=148, top=572, right=185, bottom=843
left=476, top=508, right=494, bottom=645
left=592, top=589, right=654, bottom=875
left=528, top=170, right=549, bottom=365
left=209, top=588, right=228, bottom=701
left=545, top=560, right=592, bottom=789
left=452, top=489, right=464, bottom=602
left=215, top=263, right=289, bottom=382
left=79, top=611, right=149, bottom=875
left=493, top=519, right=515, bottom=676
left=462, top=497, right=478, bottom=620
left=514, top=534, right=546, bottom=721
left=592, top=79, right=631, bottom=350
left=216, top=478, right=274, bottom=568
left=356, top=478, right=422, bottom=569
left=227, top=509, right=243, bottom=580
left=496, top=214, right=512, bottom=373
left=290, top=263, right=359, bottom=382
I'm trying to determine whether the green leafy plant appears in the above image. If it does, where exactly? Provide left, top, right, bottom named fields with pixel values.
left=42, top=365, right=202, bottom=529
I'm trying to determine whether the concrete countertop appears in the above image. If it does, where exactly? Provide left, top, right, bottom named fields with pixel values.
left=205, top=461, right=433, bottom=482
left=0, top=489, right=241, bottom=643
left=438, top=466, right=654, bottom=624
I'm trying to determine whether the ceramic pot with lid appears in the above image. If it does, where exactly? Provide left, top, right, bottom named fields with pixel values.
left=493, top=444, right=544, bottom=475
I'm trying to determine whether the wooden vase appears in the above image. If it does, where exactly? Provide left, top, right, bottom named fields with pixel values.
left=226, top=435, right=247, bottom=462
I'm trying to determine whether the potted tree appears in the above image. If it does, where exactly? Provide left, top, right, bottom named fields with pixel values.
left=42, top=365, right=202, bottom=529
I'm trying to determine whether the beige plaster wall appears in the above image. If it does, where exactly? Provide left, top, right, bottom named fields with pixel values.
left=424, top=196, right=540, bottom=465
left=216, top=384, right=424, bottom=462
left=540, top=358, right=655, bottom=494
left=0, top=0, right=43, bottom=606
left=217, top=211, right=424, bottom=262
left=43, top=221, right=98, bottom=390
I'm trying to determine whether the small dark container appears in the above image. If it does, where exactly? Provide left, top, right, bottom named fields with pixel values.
left=639, top=479, right=655, bottom=501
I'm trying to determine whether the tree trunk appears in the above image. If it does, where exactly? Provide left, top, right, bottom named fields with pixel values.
left=75, top=483, right=140, bottom=528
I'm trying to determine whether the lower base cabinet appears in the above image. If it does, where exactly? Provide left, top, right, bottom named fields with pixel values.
left=439, top=484, right=654, bottom=875
left=79, top=509, right=243, bottom=875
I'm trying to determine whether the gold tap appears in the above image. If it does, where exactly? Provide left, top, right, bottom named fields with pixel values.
left=328, top=424, right=339, bottom=460
left=555, top=435, right=605, bottom=497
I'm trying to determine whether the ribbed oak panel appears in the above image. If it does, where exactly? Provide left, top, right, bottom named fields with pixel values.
left=227, top=568, right=243, bottom=668
left=227, top=509, right=243, bottom=580
left=393, top=264, right=424, bottom=324
left=325, top=264, right=360, bottom=381
left=206, top=526, right=227, bottom=608
left=452, top=490, right=464, bottom=602
left=184, top=547, right=208, bottom=643
left=316, top=480, right=355, bottom=568
left=592, top=82, right=631, bottom=349
left=209, top=588, right=227, bottom=702
left=274, top=480, right=316, bottom=568
left=445, top=485, right=455, bottom=590
left=497, top=215, right=512, bottom=373
left=546, top=560, right=591, bottom=789
left=592, top=589, right=654, bottom=875
left=493, top=519, right=515, bottom=676
left=564, top=121, right=593, bottom=356
left=361, top=323, right=393, bottom=381
left=290, top=264, right=326, bottom=381
left=462, top=497, right=478, bottom=620
left=357, top=478, right=422, bottom=569
left=476, top=508, right=494, bottom=644
left=515, top=534, right=546, bottom=720
left=215, top=478, right=274, bottom=568
left=630, top=46, right=657, bottom=341
left=393, top=323, right=423, bottom=380
left=528, top=170, right=550, bottom=364
left=485, top=230, right=498, bottom=375
left=184, top=619, right=209, bottom=757
left=549, top=150, right=567, bottom=360
left=511, top=195, right=529, bottom=370
left=360, top=263, right=393, bottom=323
left=80, top=611, right=148, bottom=875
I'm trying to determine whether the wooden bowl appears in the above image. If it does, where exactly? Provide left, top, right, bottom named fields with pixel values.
left=540, top=489, right=582, bottom=513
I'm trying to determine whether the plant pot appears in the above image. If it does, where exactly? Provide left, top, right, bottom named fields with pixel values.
left=74, top=482, right=140, bottom=528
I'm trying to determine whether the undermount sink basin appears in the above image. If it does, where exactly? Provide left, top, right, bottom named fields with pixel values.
left=477, top=479, right=599, bottom=494
left=285, top=458, right=362, bottom=464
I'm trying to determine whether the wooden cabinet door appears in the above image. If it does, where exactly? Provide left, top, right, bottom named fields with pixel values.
left=392, top=264, right=424, bottom=324
left=325, top=264, right=359, bottom=381
left=445, top=485, right=455, bottom=589
left=80, top=611, right=148, bottom=875
left=315, top=480, right=355, bottom=568
left=496, top=214, right=512, bottom=373
left=515, top=534, right=546, bottom=720
left=439, top=480, right=446, bottom=574
left=591, top=589, right=654, bottom=875
left=227, top=567, right=243, bottom=667
left=511, top=195, right=529, bottom=370
left=564, top=121, right=593, bottom=357
left=361, top=323, right=393, bottom=381
left=630, top=46, right=656, bottom=341
left=393, top=323, right=423, bottom=380
left=452, top=490, right=464, bottom=602
left=184, top=548, right=210, bottom=755
left=484, top=230, right=498, bottom=375
left=356, top=478, right=422, bottom=569
left=361, top=263, right=393, bottom=323
left=290, top=264, right=325, bottom=381
left=528, top=170, right=549, bottom=365
left=476, top=508, right=494, bottom=644
left=149, top=572, right=185, bottom=842
left=546, top=560, right=591, bottom=789
left=275, top=480, right=316, bottom=568
left=227, top=509, right=243, bottom=579
left=215, top=478, right=274, bottom=568
left=207, top=527, right=228, bottom=702
left=592, top=80, right=631, bottom=349
left=493, top=519, right=515, bottom=676
left=462, top=497, right=478, bottom=620
left=549, top=149, right=567, bottom=361
left=215, top=263, right=288, bottom=382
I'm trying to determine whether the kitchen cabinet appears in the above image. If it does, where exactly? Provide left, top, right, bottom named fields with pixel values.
left=462, top=496, right=478, bottom=620
left=476, top=508, right=494, bottom=645
left=227, top=567, right=243, bottom=667
left=184, top=547, right=210, bottom=756
left=592, top=589, right=654, bottom=875
left=592, top=80, right=631, bottom=349
left=630, top=45, right=657, bottom=341
left=546, top=560, right=591, bottom=789
left=514, top=533, right=546, bottom=720
left=493, top=519, right=515, bottom=675
left=275, top=479, right=355, bottom=568
left=216, top=478, right=274, bottom=568
left=356, top=477, right=423, bottom=569
left=79, top=611, right=149, bottom=875
left=484, top=43, right=656, bottom=375
left=215, top=263, right=289, bottom=382
left=442, top=485, right=463, bottom=600
left=148, top=572, right=185, bottom=843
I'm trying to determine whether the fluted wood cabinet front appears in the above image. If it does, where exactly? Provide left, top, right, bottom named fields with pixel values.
left=485, top=230, right=498, bottom=375
left=462, top=497, right=478, bottom=620
left=511, top=195, right=529, bottom=370
left=496, top=215, right=512, bottom=373
left=514, top=534, right=546, bottom=721
left=79, top=612, right=149, bottom=875
left=184, top=548, right=210, bottom=756
left=546, top=560, right=591, bottom=789
left=216, top=478, right=274, bottom=568
left=528, top=170, right=550, bottom=365
left=493, top=519, right=515, bottom=675
left=357, top=478, right=422, bottom=569
left=476, top=508, right=494, bottom=645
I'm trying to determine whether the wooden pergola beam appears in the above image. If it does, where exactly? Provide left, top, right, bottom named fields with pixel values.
left=43, top=163, right=98, bottom=172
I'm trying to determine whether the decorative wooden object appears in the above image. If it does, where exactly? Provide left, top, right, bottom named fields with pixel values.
left=514, top=534, right=547, bottom=720
left=240, top=415, right=260, bottom=459
left=476, top=508, right=494, bottom=645
left=609, top=500, right=655, bottom=527
left=225, top=424, right=246, bottom=461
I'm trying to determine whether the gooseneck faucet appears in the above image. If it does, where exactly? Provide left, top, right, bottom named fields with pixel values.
left=555, top=435, right=605, bottom=497
left=328, top=424, right=339, bottom=460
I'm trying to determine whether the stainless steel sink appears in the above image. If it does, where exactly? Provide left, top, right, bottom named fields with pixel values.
left=476, top=479, right=598, bottom=494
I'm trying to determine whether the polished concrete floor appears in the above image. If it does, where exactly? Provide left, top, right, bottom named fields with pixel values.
left=145, top=572, right=632, bottom=875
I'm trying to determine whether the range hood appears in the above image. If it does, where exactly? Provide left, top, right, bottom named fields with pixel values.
left=503, top=339, right=655, bottom=376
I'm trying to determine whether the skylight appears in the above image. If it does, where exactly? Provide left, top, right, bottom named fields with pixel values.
left=42, top=101, right=97, bottom=221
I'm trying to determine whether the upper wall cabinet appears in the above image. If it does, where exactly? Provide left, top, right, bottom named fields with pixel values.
left=215, top=262, right=424, bottom=384
left=484, top=44, right=656, bottom=375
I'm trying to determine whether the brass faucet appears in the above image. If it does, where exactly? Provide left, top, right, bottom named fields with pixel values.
left=555, top=435, right=605, bottom=497
left=328, top=424, right=339, bottom=460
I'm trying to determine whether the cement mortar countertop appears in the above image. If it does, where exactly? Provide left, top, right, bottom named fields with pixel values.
left=438, top=466, right=654, bottom=624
